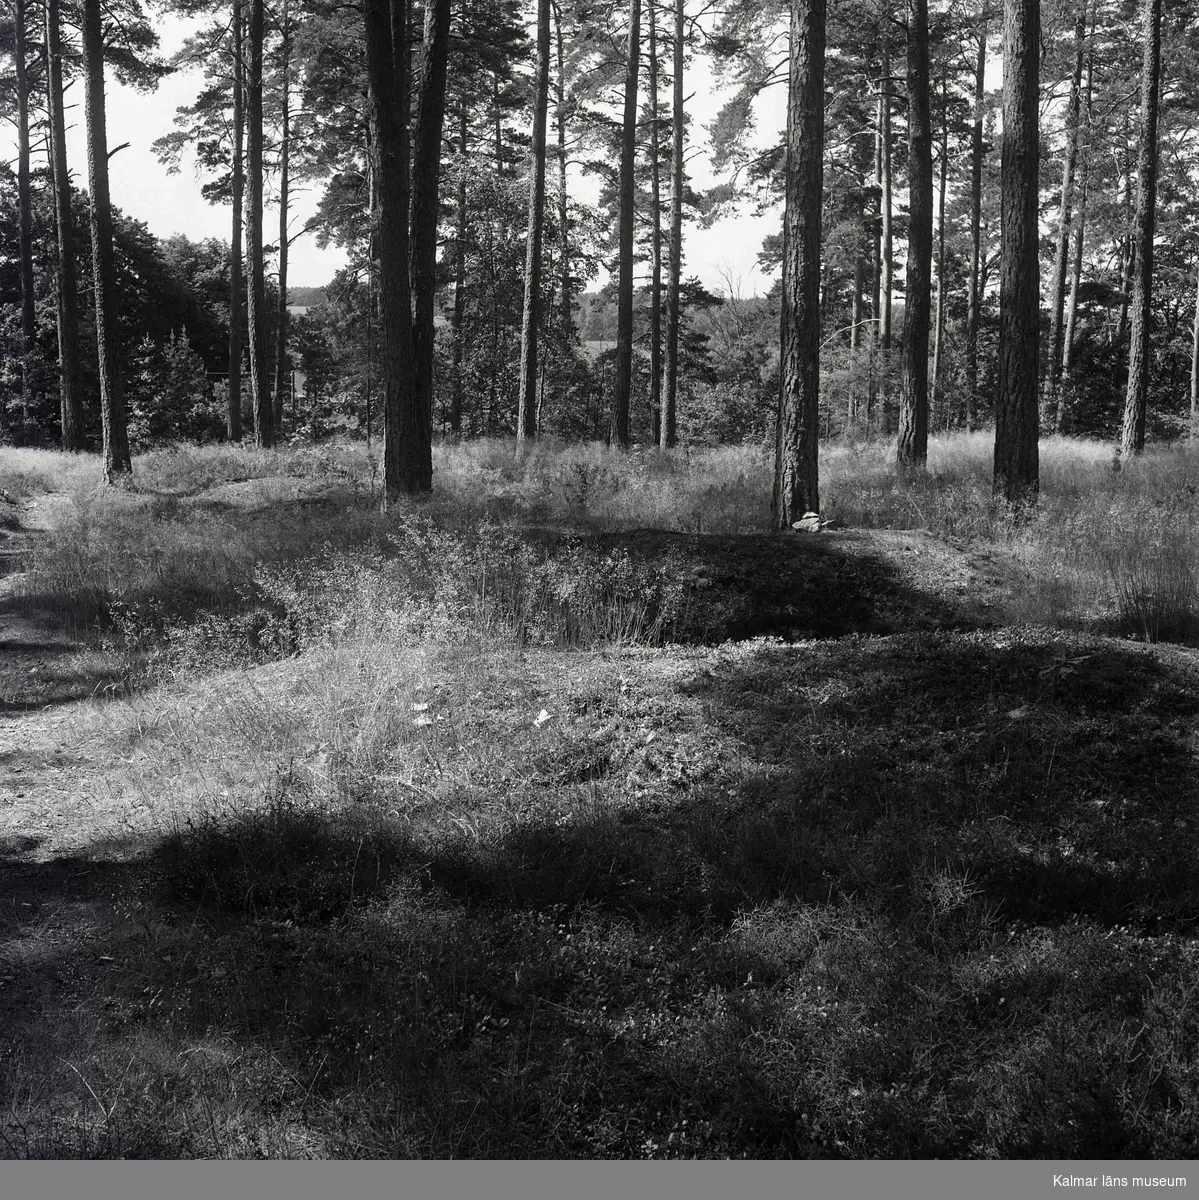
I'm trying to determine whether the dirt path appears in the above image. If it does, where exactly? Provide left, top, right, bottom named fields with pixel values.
left=0, top=494, right=122, bottom=1139
left=0, top=493, right=83, bottom=703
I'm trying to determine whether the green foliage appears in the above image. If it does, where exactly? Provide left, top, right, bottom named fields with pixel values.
left=126, top=333, right=222, bottom=450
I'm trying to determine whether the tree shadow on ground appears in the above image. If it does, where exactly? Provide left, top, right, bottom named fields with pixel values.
left=4, top=536, right=1199, bottom=1158
left=524, top=527, right=1004, bottom=643
left=415, top=632, right=1199, bottom=935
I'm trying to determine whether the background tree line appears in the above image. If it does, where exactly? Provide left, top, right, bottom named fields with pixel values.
left=2, top=0, right=1198, bottom=502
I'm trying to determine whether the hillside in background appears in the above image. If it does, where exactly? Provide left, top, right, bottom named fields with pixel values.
left=287, top=285, right=327, bottom=308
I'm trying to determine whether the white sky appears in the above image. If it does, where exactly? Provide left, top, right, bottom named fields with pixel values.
left=22, top=16, right=789, bottom=296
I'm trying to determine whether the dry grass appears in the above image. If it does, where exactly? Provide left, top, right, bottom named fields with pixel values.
left=11, top=433, right=1199, bottom=649
left=6, top=627, right=1199, bottom=1157
left=3, top=432, right=1199, bottom=1158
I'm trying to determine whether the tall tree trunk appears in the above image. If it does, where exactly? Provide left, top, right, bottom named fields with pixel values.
left=879, top=36, right=893, bottom=430
left=772, top=0, right=825, bottom=528
left=1120, top=0, right=1161, bottom=459
left=1060, top=42, right=1092, bottom=434
left=517, top=0, right=551, bottom=441
left=931, top=73, right=948, bottom=432
left=849, top=255, right=864, bottom=433
left=648, top=0, right=663, bottom=443
left=965, top=21, right=985, bottom=433
left=661, top=0, right=684, bottom=449
left=493, top=73, right=503, bottom=174
left=451, top=109, right=467, bottom=435
left=366, top=0, right=425, bottom=497
left=227, top=0, right=244, bottom=441
left=869, top=90, right=882, bottom=433
left=554, top=0, right=572, bottom=335
left=45, top=0, right=84, bottom=450
left=246, top=0, right=273, bottom=447
left=1116, top=126, right=1133, bottom=345
left=1044, top=9, right=1085, bottom=430
left=896, top=0, right=932, bottom=475
left=411, top=0, right=450, bottom=436
left=1190, top=264, right=1199, bottom=436
left=994, top=0, right=1040, bottom=507
left=14, top=0, right=36, bottom=436
left=272, top=2, right=291, bottom=434
left=613, top=0, right=641, bottom=449
left=82, top=0, right=132, bottom=481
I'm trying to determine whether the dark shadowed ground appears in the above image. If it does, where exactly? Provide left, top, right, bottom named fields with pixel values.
left=2, top=492, right=1198, bottom=1158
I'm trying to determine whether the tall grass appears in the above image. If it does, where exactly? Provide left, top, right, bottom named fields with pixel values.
left=7, top=435, right=1199, bottom=1157
left=10, top=432, right=1199, bottom=648
left=0, top=447, right=100, bottom=500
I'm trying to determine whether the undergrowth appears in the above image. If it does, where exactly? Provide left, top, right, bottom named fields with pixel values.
left=8, top=433, right=1199, bottom=650
left=6, top=631, right=1199, bottom=1157
left=4, top=434, right=1199, bottom=1158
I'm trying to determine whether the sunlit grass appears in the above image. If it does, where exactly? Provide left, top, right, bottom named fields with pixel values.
left=4, top=432, right=1199, bottom=1156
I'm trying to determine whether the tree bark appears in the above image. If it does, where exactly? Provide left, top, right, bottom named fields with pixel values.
left=772, top=0, right=825, bottom=529
left=1060, top=42, right=1092, bottom=434
left=849, top=255, right=864, bottom=433
left=272, top=1, right=292, bottom=434
left=227, top=0, right=244, bottom=441
left=613, top=0, right=641, bottom=449
left=965, top=21, right=985, bottom=433
left=14, top=0, right=36, bottom=436
left=879, top=36, right=894, bottom=430
left=246, top=0, right=273, bottom=447
left=1044, top=10, right=1085, bottom=430
left=412, top=0, right=451, bottom=436
left=517, top=0, right=551, bottom=440
left=82, top=0, right=132, bottom=481
left=1120, top=0, right=1161, bottom=460
left=931, top=73, right=948, bottom=432
left=1116, top=125, right=1133, bottom=345
left=661, top=0, right=684, bottom=449
left=648, top=0, right=663, bottom=444
left=365, top=0, right=426, bottom=496
left=554, top=0, right=572, bottom=336
left=994, top=0, right=1040, bottom=507
left=1190, top=263, right=1199, bottom=436
left=869, top=90, right=882, bottom=433
left=896, top=0, right=932, bottom=475
left=45, top=0, right=84, bottom=450
left=493, top=73, right=503, bottom=174
left=451, top=109, right=467, bottom=435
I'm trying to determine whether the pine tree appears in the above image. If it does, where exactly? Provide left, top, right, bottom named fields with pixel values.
left=518, top=0, right=551, bottom=441
left=82, top=0, right=133, bottom=481
left=772, top=0, right=825, bottom=528
left=1119, top=0, right=1161, bottom=459
left=994, top=0, right=1039, bottom=506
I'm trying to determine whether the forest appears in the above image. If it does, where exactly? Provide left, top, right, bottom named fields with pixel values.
left=1, top=0, right=1196, bottom=491
left=3, top=0, right=1199, bottom=1167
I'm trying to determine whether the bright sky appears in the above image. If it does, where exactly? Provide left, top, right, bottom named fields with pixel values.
left=17, top=16, right=788, bottom=296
